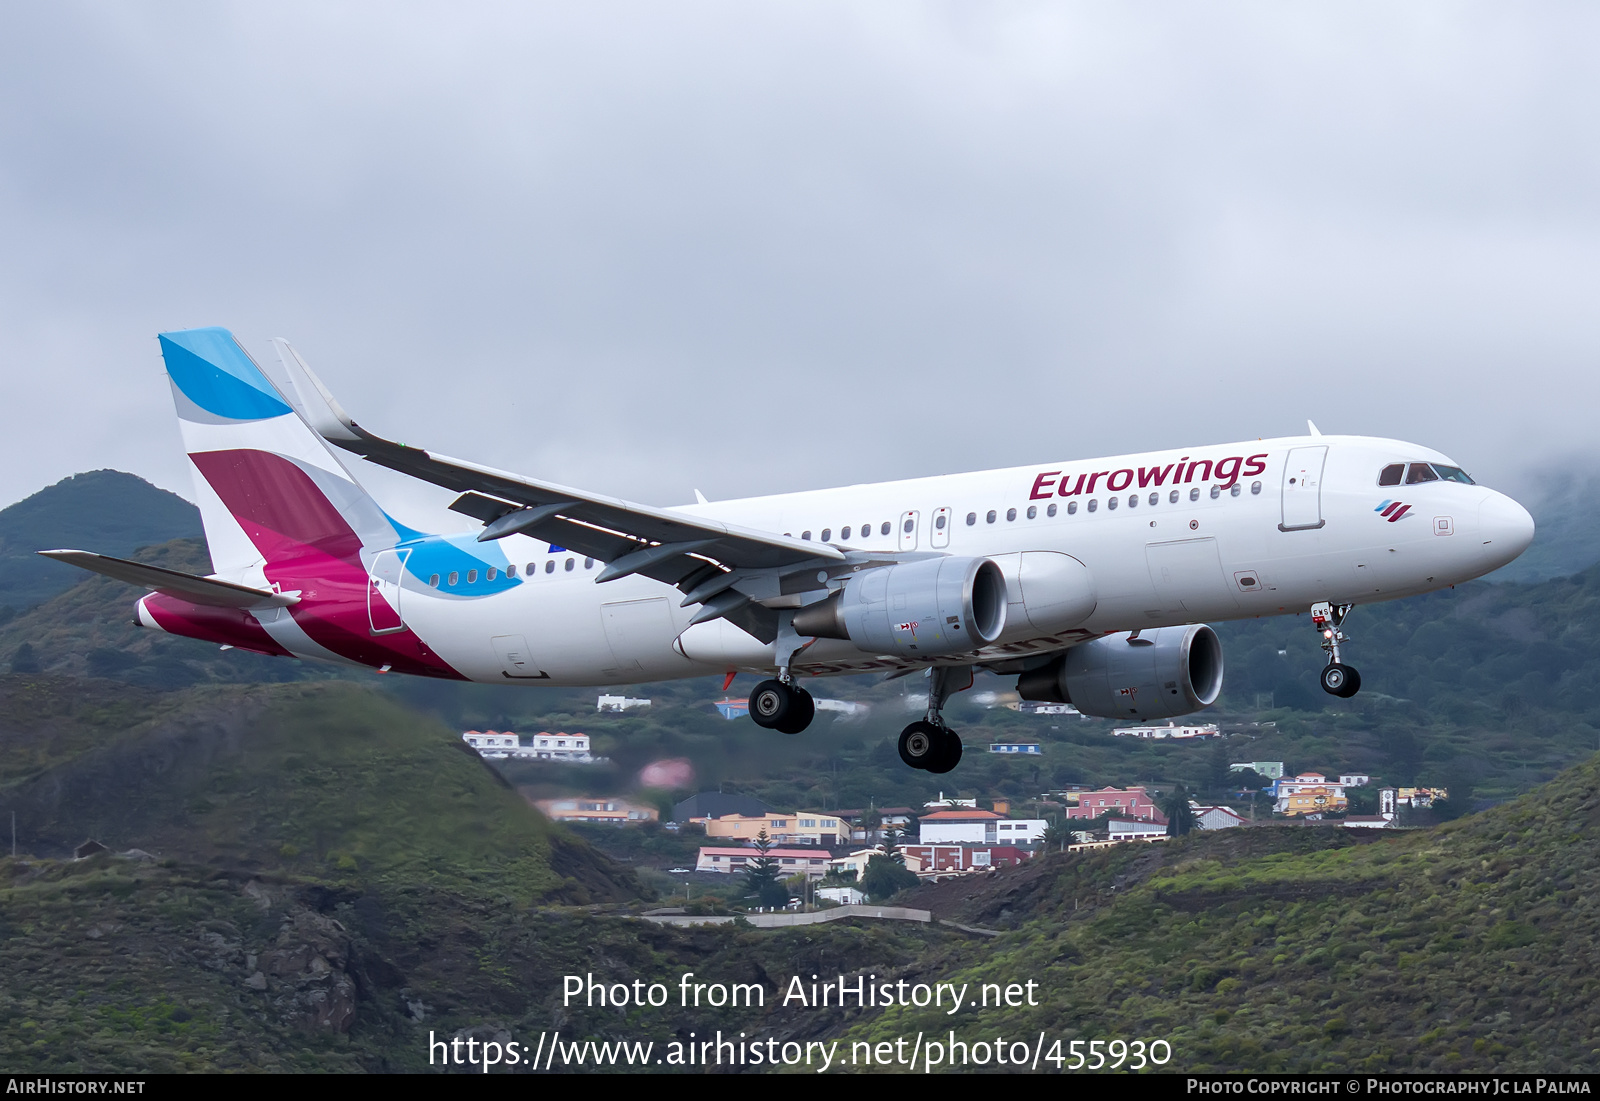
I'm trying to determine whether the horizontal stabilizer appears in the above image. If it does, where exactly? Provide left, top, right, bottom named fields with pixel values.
left=36, top=550, right=300, bottom=609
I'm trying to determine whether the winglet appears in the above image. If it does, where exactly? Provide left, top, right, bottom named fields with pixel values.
left=271, top=338, right=364, bottom=444
left=1307, top=420, right=1322, bottom=437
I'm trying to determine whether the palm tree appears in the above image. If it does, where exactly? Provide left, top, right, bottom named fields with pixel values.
left=1162, top=784, right=1196, bottom=837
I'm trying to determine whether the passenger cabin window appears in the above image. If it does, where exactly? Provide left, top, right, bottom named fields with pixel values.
left=935, top=514, right=947, bottom=530
left=1405, top=463, right=1440, bottom=485
left=1067, top=501, right=1077, bottom=515
left=1189, top=488, right=1200, bottom=502
left=545, top=560, right=555, bottom=574
left=1378, top=463, right=1404, bottom=486
left=966, top=512, right=976, bottom=526
left=880, top=522, right=891, bottom=536
left=1047, top=503, right=1057, bottom=517
left=526, top=562, right=536, bottom=575
left=801, top=531, right=811, bottom=540
left=1026, top=505, right=1036, bottom=519
left=1006, top=508, right=1016, bottom=521
left=429, top=574, right=440, bottom=587
left=820, top=528, right=831, bottom=542
left=506, top=565, right=516, bottom=578
left=841, top=526, right=852, bottom=540
left=585, top=558, right=594, bottom=569
left=565, top=558, right=575, bottom=571
left=1087, top=499, right=1098, bottom=513
left=1107, top=496, right=1118, bottom=510
left=448, top=572, right=459, bottom=586
left=467, top=569, right=478, bottom=583
left=487, top=567, right=497, bottom=581
left=1169, top=490, right=1179, bottom=503
left=986, top=510, right=996, bottom=524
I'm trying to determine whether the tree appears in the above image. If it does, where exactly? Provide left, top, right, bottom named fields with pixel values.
left=10, top=642, right=40, bottom=674
left=860, top=854, right=919, bottom=901
left=1041, top=817, right=1073, bottom=853
left=742, top=829, right=787, bottom=908
left=1162, top=784, right=1196, bottom=837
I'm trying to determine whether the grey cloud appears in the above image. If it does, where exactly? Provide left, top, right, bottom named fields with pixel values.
left=0, top=2, right=1596, bottom=514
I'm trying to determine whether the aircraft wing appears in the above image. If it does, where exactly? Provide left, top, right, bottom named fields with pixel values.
left=37, top=550, right=299, bottom=609
left=270, top=339, right=843, bottom=592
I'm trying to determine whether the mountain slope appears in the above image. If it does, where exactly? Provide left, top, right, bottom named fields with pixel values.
left=0, top=471, right=202, bottom=615
left=842, top=752, right=1600, bottom=1072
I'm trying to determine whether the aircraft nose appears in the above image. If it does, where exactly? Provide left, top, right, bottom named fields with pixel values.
left=1477, top=492, right=1535, bottom=566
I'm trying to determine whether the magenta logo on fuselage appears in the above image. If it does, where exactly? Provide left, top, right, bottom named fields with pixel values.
left=1029, top=453, right=1269, bottom=500
left=1375, top=500, right=1413, bottom=522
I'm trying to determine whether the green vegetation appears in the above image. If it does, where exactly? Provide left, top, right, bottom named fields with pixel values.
left=0, top=471, right=202, bottom=617
left=842, top=752, right=1600, bottom=1071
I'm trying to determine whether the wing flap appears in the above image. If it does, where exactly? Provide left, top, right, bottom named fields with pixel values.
left=37, top=550, right=299, bottom=609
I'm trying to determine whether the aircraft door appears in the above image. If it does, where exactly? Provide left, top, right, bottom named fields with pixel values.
left=368, top=549, right=409, bottom=634
left=898, top=510, right=920, bottom=551
left=1280, top=446, right=1328, bottom=532
left=930, top=507, right=951, bottom=549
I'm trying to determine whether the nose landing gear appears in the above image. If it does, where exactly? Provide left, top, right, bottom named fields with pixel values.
left=897, top=665, right=969, bottom=774
left=1312, top=601, right=1361, bottom=698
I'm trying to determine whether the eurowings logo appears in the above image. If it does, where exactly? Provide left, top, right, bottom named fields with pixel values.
left=1375, top=500, right=1414, bottom=522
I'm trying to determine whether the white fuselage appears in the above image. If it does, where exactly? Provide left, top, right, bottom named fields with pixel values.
left=384, top=433, right=1533, bottom=686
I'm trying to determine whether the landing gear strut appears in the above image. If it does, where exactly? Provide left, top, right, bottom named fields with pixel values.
left=750, top=611, right=816, bottom=734
left=897, top=665, right=969, bottom=774
left=1312, top=601, right=1361, bottom=698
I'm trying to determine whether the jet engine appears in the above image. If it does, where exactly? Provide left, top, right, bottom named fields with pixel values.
left=793, top=556, right=1007, bottom=658
left=1016, top=624, right=1223, bottom=720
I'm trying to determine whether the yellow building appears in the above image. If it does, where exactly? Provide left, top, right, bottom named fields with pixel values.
left=1275, top=786, right=1348, bottom=817
left=699, top=811, right=848, bottom=846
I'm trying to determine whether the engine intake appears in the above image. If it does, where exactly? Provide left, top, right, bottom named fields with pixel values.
left=793, top=556, right=1007, bottom=658
left=1017, top=624, right=1223, bottom=720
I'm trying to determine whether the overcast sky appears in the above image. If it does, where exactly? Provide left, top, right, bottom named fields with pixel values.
left=2, top=3, right=1596, bottom=516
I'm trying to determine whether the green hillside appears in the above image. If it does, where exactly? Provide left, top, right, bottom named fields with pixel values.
left=0, top=676, right=655, bottom=1071
left=0, top=471, right=202, bottom=616
left=841, top=752, right=1600, bottom=1072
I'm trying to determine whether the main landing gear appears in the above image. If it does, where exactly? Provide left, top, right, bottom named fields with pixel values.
left=749, top=678, right=815, bottom=735
left=1312, top=601, right=1361, bottom=699
left=898, top=665, right=968, bottom=775
left=749, top=611, right=817, bottom=735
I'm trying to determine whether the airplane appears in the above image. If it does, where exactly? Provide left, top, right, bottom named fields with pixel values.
left=42, top=327, right=1536, bottom=774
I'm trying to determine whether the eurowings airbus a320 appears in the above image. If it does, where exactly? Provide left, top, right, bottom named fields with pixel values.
left=43, top=328, right=1535, bottom=773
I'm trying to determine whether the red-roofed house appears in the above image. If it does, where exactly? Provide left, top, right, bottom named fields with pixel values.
left=917, top=808, right=1004, bottom=845
left=1065, top=787, right=1165, bottom=824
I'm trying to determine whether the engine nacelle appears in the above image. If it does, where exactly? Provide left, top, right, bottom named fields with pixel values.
left=793, top=556, right=1007, bottom=658
left=1017, top=624, right=1223, bottom=720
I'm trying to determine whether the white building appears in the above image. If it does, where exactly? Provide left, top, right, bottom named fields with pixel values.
left=1339, top=774, right=1372, bottom=788
left=525, top=733, right=594, bottom=761
left=1191, top=804, right=1247, bottom=830
left=597, top=694, right=651, bottom=712
left=818, top=887, right=866, bottom=905
left=989, top=743, right=1043, bottom=755
left=462, top=731, right=520, bottom=756
left=1108, top=819, right=1168, bottom=842
left=461, top=731, right=597, bottom=762
left=1112, top=722, right=1220, bottom=740
left=813, top=698, right=869, bottom=716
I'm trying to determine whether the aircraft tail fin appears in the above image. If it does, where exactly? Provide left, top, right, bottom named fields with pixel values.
left=157, top=327, right=402, bottom=577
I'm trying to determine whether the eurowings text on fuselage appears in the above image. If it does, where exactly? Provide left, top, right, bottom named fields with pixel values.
left=42, top=328, right=1535, bottom=773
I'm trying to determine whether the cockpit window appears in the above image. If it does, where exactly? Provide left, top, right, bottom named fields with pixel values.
left=1405, top=463, right=1440, bottom=485
left=1378, top=464, right=1404, bottom=486
left=1432, top=464, right=1475, bottom=484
